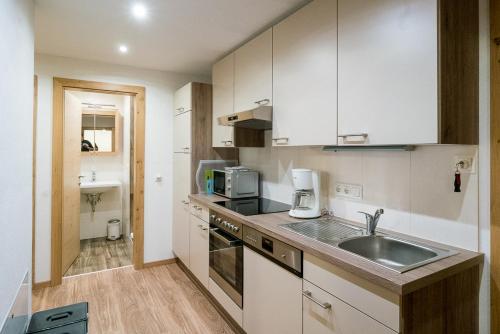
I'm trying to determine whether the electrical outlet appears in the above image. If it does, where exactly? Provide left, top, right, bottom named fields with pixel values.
left=335, top=183, right=363, bottom=200
left=453, top=155, right=476, bottom=174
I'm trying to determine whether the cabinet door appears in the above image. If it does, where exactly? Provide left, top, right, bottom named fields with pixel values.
left=212, top=53, right=235, bottom=147
left=234, top=28, right=272, bottom=113
left=338, top=0, right=438, bottom=145
left=172, top=153, right=191, bottom=266
left=303, top=280, right=397, bottom=334
left=173, top=111, right=191, bottom=153
left=174, top=82, right=192, bottom=115
left=243, top=247, right=302, bottom=334
left=189, top=215, right=209, bottom=288
left=272, top=0, right=338, bottom=146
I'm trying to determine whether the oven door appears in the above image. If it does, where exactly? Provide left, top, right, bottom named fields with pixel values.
left=209, top=226, right=243, bottom=308
left=213, top=170, right=227, bottom=197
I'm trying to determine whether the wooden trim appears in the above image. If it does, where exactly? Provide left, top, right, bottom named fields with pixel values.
left=176, top=260, right=245, bottom=334
left=492, top=0, right=500, bottom=331
left=142, top=258, right=178, bottom=269
left=32, top=280, right=51, bottom=291
left=50, top=77, right=145, bottom=286
left=32, top=75, right=37, bottom=284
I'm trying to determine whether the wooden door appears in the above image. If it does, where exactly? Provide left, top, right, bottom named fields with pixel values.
left=212, top=53, right=235, bottom=147
left=243, top=247, right=302, bottom=334
left=62, top=91, right=82, bottom=274
left=173, top=110, right=191, bottom=153
left=172, top=152, right=191, bottom=266
left=337, top=0, right=438, bottom=145
left=303, top=280, right=396, bottom=334
left=189, top=215, right=209, bottom=288
left=272, top=0, right=338, bottom=146
left=234, top=28, right=273, bottom=113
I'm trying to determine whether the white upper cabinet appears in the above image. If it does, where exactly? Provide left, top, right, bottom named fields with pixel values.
left=338, top=0, right=438, bottom=145
left=212, top=53, right=235, bottom=147
left=174, top=82, right=192, bottom=115
left=234, top=28, right=273, bottom=113
left=173, top=110, right=191, bottom=153
left=272, top=0, right=338, bottom=146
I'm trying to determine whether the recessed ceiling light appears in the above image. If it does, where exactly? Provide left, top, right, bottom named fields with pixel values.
left=132, top=3, right=148, bottom=19
left=119, top=45, right=128, bottom=54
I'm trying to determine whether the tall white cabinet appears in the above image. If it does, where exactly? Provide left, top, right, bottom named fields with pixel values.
left=272, top=0, right=338, bottom=146
left=173, top=82, right=215, bottom=265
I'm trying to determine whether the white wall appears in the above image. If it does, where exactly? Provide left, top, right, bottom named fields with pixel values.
left=34, top=54, right=210, bottom=283
left=72, top=91, right=130, bottom=240
left=0, top=0, right=34, bottom=329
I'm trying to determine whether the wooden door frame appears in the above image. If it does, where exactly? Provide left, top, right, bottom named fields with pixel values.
left=50, top=77, right=145, bottom=286
left=492, top=0, right=500, bottom=331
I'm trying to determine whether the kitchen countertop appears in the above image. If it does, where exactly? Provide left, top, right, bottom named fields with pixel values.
left=189, top=193, right=484, bottom=296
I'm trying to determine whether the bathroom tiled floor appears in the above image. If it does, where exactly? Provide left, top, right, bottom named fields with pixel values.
left=64, top=237, right=132, bottom=277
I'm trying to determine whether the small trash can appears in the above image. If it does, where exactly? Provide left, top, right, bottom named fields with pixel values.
left=107, top=218, right=121, bottom=240
left=27, top=302, right=88, bottom=333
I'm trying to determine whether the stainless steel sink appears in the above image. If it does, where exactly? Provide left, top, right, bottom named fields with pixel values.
left=337, top=235, right=457, bottom=273
left=279, top=219, right=458, bottom=273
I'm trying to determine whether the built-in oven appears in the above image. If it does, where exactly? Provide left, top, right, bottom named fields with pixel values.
left=209, top=210, right=244, bottom=308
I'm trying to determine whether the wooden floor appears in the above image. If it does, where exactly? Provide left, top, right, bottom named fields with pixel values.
left=33, top=264, right=235, bottom=334
left=64, top=237, right=133, bottom=277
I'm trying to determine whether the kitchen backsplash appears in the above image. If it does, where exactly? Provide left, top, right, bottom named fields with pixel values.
left=240, top=132, right=479, bottom=251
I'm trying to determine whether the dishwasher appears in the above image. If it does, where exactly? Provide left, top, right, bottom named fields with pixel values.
left=242, top=225, right=303, bottom=334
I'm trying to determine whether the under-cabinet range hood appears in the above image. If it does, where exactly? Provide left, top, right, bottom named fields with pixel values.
left=218, top=105, right=272, bottom=130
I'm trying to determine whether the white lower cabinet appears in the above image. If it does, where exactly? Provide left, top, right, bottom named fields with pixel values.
left=243, top=246, right=302, bottom=334
left=303, top=280, right=397, bottom=334
left=189, top=215, right=209, bottom=288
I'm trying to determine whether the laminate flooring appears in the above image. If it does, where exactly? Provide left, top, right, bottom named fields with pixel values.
left=33, top=264, right=235, bottom=334
left=64, top=237, right=132, bottom=277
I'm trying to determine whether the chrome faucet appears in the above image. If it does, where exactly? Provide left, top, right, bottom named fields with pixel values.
left=358, top=209, right=384, bottom=235
left=91, top=170, right=96, bottom=182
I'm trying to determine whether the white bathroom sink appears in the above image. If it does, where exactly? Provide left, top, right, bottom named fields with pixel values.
left=80, top=180, right=121, bottom=194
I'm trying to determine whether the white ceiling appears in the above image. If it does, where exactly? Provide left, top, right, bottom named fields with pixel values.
left=35, top=0, right=308, bottom=75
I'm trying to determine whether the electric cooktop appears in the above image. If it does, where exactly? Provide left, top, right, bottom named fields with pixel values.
left=215, top=197, right=291, bottom=216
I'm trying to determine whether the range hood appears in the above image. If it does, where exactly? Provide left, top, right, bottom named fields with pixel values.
left=218, top=105, right=272, bottom=130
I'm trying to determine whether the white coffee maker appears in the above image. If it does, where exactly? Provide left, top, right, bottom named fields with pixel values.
left=289, top=169, right=321, bottom=219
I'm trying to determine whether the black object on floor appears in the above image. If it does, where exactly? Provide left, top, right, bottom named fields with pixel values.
left=30, top=321, right=87, bottom=334
left=27, top=302, right=88, bottom=333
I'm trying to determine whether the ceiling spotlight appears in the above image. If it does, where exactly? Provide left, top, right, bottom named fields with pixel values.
left=119, top=45, right=128, bottom=54
left=132, top=3, right=148, bottom=19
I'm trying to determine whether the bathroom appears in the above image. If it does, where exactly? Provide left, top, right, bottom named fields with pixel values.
left=63, top=90, right=133, bottom=277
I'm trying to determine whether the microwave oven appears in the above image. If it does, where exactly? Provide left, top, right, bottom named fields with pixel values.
left=213, top=167, right=259, bottom=199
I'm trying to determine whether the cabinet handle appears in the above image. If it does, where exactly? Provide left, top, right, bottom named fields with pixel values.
left=196, top=207, right=203, bottom=211
left=221, top=140, right=233, bottom=146
left=198, top=224, right=208, bottom=231
left=303, top=291, right=332, bottom=309
left=181, top=200, right=189, bottom=205
left=272, top=137, right=289, bottom=145
left=254, top=99, right=270, bottom=106
left=338, top=133, right=368, bottom=144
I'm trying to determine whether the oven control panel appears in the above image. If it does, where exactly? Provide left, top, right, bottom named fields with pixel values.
left=209, top=209, right=243, bottom=239
left=243, top=225, right=302, bottom=275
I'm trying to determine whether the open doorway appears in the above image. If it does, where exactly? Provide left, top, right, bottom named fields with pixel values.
left=61, top=90, right=134, bottom=277
left=50, top=78, right=145, bottom=285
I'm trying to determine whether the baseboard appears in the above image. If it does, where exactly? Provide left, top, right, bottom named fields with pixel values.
left=32, top=280, right=51, bottom=290
left=142, top=258, right=177, bottom=269
left=177, top=260, right=245, bottom=334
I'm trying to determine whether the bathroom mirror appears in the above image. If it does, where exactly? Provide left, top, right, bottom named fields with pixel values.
left=81, top=110, right=119, bottom=154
